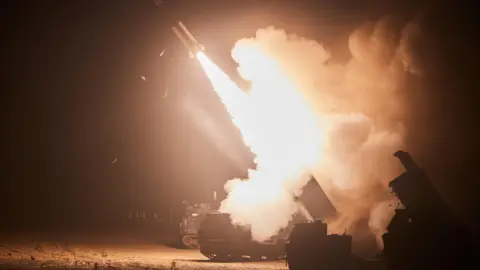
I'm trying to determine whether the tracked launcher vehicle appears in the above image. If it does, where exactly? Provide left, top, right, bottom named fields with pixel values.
left=382, top=151, right=474, bottom=270
left=198, top=212, right=289, bottom=261
left=197, top=177, right=337, bottom=261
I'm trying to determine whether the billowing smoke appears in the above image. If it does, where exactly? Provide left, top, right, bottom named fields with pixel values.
left=217, top=17, right=422, bottom=254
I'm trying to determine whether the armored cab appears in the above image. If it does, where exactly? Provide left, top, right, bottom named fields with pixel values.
left=286, top=220, right=353, bottom=270
left=177, top=202, right=211, bottom=248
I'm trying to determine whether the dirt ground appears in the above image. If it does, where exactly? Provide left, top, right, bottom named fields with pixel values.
left=0, top=231, right=287, bottom=270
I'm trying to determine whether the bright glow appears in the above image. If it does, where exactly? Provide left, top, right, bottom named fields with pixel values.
left=196, top=51, right=325, bottom=241
left=192, top=19, right=419, bottom=248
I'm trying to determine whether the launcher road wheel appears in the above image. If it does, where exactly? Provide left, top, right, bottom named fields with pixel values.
left=181, top=234, right=196, bottom=249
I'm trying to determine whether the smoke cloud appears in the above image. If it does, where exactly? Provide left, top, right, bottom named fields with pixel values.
left=220, top=17, right=422, bottom=254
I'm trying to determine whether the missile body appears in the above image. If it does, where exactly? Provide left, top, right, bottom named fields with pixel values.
left=172, top=21, right=205, bottom=58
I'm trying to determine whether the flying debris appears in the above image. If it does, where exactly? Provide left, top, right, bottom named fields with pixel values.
left=111, top=157, right=118, bottom=164
left=162, top=88, right=169, bottom=99
left=172, top=21, right=205, bottom=58
left=160, top=49, right=166, bottom=57
left=141, top=76, right=146, bottom=81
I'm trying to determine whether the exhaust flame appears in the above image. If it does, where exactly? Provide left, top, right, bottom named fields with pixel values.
left=195, top=17, right=422, bottom=252
left=197, top=51, right=324, bottom=240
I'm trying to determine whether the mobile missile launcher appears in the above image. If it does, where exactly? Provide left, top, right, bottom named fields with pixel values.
left=382, top=151, right=474, bottom=270
left=197, top=177, right=337, bottom=261
left=198, top=212, right=289, bottom=261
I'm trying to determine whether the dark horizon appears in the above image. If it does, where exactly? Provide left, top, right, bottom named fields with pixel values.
left=1, top=0, right=478, bottom=232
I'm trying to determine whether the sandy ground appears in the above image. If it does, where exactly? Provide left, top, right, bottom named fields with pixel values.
left=0, top=232, right=287, bottom=270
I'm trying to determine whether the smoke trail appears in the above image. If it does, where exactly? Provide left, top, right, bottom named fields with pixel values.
left=220, top=17, right=422, bottom=253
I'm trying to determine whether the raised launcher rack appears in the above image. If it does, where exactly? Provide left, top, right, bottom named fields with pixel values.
left=382, top=151, right=474, bottom=270
left=286, top=220, right=354, bottom=270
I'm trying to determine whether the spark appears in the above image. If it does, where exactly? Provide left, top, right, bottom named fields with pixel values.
left=162, top=88, right=169, bottom=99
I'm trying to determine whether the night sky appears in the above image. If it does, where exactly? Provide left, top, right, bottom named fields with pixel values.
left=1, top=0, right=478, bottom=231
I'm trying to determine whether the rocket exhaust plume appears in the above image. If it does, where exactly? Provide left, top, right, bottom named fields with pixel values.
left=193, top=16, right=422, bottom=253
left=196, top=51, right=323, bottom=241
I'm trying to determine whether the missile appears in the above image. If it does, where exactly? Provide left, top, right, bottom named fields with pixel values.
left=172, top=21, right=205, bottom=58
